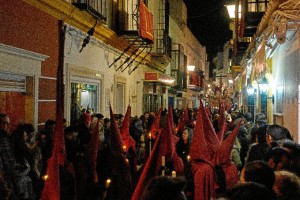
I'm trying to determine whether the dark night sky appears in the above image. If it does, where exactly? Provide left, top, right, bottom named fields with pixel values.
left=184, top=0, right=232, bottom=60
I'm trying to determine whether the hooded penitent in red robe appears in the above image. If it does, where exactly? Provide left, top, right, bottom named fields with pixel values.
left=131, top=108, right=184, bottom=200
left=157, top=109, right=184, bottom=175
left=177, top=105, right=189, bottom=133
left=87, top=119, right=99, bottom=183
left=120, top=105, right=136, bottom=152
left=148, top=107, right=162, bottom=140
left=217, top=103, right=226, bottom=142
left=40, top=21, right=66, bottom=200
left=105, top=106, right=132, bottom=200
left=190, top=100, right=241, bottom=200
left=168, top=106, right=175, bottom=134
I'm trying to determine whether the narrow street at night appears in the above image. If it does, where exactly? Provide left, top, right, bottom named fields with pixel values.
left=1, top=0, right=300, bottom=199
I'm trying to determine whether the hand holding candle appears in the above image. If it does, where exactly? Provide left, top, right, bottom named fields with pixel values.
left=161, top=156, right=165, bottom=167
left=122, top=145, right=126, bottom=152
left=161, top=156, right=166, bottom=176
left=187, top=155, right=190, bottom=162
left=102, top=179, right=111, bottom=200
left=171, top=171, right=176, bottom=177
left=105, top=179, right=111, bottom=189
left=149, top=133, right=152, bottom=153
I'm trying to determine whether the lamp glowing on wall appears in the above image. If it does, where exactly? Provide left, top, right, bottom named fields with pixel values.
left=225, top=4, right=241, bottom=19
left=258, top=76, right=269, bottom=94
left=187, top=65, right=195, bottom=72
left=247, top=84, right=255, bottom=95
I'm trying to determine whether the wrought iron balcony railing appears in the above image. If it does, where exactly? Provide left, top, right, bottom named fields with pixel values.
left=72, top=0, right=107, bottom=21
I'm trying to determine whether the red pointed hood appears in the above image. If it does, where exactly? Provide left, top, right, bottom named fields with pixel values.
left=149, top=107, right=162, bottom=140
left=158, top=111, right=184, bottom=174
left=200, top=101, right=219, bottom=149
left=205, top=106, right=211, bottom=119
left=131, top=132, right=163, bottom=200
left=168, top=106, right=175, bottom=134
left=41, top=109, right=64, bottom=199
left=217, top=103, right=226, bottom=142
left=190, top=106, right=212, bottom=163
left=110, top=105, right=124, bottom=152
left=177, top=105, right=189, bottom=133
left=214, top=121, right=242, bottom=165
left=120, top=105, right=136, bottom=152
left=87, top=119, right=99, bottom=183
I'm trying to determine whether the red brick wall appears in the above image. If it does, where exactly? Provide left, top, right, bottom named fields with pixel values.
left=1, top=0, right=59, bottom=127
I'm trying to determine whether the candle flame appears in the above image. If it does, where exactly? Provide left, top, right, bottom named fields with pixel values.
left=105, top=179, right=111, bottom=188
left=171, top=171, right=176, bottom=178
left=42, top=174, right=49, bottom=181
left=187, top=155, right=191, bottom=161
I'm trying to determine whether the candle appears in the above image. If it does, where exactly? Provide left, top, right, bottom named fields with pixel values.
left=171, top=171, right=176, bottom=178
left=161, top=156, right=165, bottom=167
left=105, top=179, right=111, bottom=189
left=161, top=156, right=166, bottom=176
left=122, top=145, right=126, bottom=151
left=187, top=155, right=190, bottom=162
left=149, top=133, right=152, bottom=153
left=42, top=174, right=49, bottom=181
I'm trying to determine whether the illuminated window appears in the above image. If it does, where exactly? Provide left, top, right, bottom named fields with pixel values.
left=247, top=0, right=269, bottom=12
left=71, top=82, right=99, bottom=123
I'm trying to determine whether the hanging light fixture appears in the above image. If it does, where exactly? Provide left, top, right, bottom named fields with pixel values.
left=258, top=76, right=269, bottom=94
left=247, top=84, right=255, bottom=95
left=187, top=65, right=195, bottom=72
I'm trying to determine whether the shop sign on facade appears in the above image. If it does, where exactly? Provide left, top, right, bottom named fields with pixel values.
left=232, top=65, right=242, bottom=72
left=144, top=72, right=175, bottom=86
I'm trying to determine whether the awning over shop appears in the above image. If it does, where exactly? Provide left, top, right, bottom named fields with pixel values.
left=144, top=72, right=175, bottom=86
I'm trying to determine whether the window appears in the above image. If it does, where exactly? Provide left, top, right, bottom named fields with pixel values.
left=247, top=0, right=269, bottom=12
left=143, top=82, right=162, bottom=113
left=116, top=82, right=125, bottom=114
left=114, top=75, right=126, bottom=114
left=71, top=82, right=99, bottom=123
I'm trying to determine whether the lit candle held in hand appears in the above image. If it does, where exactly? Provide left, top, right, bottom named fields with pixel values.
left=105, top=179, right=111, bottom=189
left=172, top=171, right=176, bottom=177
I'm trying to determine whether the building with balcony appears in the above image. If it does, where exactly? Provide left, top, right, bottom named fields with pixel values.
left=1, top=0, right=207, bottom=129
left=230, top=0, right=300, bottom=142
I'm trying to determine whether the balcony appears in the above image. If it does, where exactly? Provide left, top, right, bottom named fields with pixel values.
left=170, top=44, right=187, bottom=92
left=72, top=0, right=106, bottom=21
left=187, top=71, right=204, bottom=92
left=243, top=12, right=264, bottom=37
left=117, top=0, right=155, bottom=45
left=150, top=30, right=172, bottom=65
left=242, top=0, right=268, bottom=37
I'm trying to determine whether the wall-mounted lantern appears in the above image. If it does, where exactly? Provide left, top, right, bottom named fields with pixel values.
left=258, top=76, right=269, bottom=94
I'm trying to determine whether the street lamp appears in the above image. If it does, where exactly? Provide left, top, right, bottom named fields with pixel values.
left=187, top=65, right=195, bottom=72
left=224, top=0, right=241, bottom=19
left=247, top=84, right=255, bottom=95
left=247, top=83, right=257, bottom=123
left=258, top=76, right=269, bottom=94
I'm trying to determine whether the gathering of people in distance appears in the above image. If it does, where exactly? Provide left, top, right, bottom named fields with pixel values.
left=1, top=101, right=300, bottom=200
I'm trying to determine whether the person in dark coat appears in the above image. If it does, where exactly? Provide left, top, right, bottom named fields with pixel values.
left=247, top=125, right=269, bottom=163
